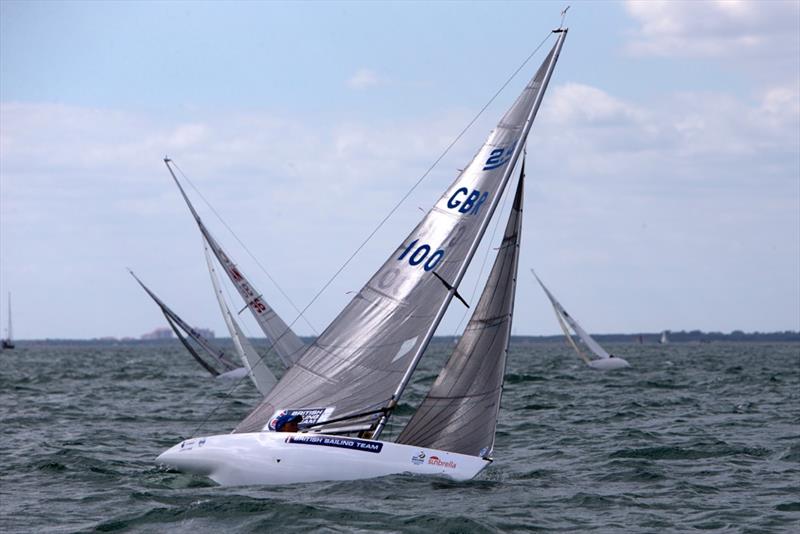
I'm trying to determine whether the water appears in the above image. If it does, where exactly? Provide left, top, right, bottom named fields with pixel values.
left=1, top=340, right=798, bottom=533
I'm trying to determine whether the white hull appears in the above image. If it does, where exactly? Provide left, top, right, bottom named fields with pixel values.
left=216, top=367, right=248, bottom=380
left=588, top=357, right=630, bottom=370
left=156, top=432, right=491, bottom=486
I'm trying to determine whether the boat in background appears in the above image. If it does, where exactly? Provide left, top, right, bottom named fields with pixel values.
left=157, top=27, right=568, bottom=486
left=165, top=159, right=307, bottom=369
left=130, top=270, right=278, bottom=392
left=2, top=292, right=14, bottom=350
left=660, top=330, right=670, bottom=344
left=531, top=269, right=630, bottom=370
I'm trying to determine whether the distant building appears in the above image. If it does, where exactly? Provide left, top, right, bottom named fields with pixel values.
left=193, top=327, right=214, bottom=339
left=141, top=327, right=174, bottom=340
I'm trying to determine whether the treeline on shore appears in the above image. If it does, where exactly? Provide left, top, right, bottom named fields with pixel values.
left=13, top=330, right=800, bottom=347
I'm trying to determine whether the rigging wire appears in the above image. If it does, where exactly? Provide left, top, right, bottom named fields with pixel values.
left=183, top=30, right=556, bottom=438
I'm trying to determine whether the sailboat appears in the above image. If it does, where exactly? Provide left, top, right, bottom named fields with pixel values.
left=659, top=330, right=669, bottom=344
left=165, top=160, right=307, bottom=369
left=531, top=270, right=630, bottom=370
left=130, top=270, right=278, bottom=393
left=2, top=292, right=14, bottom=350
left=156, top=27, right=568, bottom=486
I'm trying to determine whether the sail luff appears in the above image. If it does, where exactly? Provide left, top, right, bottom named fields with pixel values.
left=163, top=159, right=306, bottom=367
left=204, top=239, right=278, bottom=395
left=7, top=292, right=11, bottom=342
left=372, top=29, right=568, bottom=439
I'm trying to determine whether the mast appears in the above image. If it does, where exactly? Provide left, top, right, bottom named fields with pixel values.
left=372, top=28, right=568, bottom=439
left=6, top=292, right=11, bottom=343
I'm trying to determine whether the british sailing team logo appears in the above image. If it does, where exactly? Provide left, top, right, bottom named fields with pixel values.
left=411, top=451, right=426, bottom=465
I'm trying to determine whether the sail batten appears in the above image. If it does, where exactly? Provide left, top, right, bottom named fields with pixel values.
left=234, top=31, right=566, bottom=436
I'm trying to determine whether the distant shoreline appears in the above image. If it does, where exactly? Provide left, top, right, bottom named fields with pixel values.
left=8, top=330, right=800, bottom=346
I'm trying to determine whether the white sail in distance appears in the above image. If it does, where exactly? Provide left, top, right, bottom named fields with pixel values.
left=164, top=160, right=306, bottom=368
left=204, top=239, right=278, bottom=396
left=531, top=269, right=613, bottom=360
left=235, top=30, right=568, bottom=436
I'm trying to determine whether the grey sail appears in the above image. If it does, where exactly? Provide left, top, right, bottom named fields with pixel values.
left=204, top=239, right=278, bottom=395
left=164, top=159, right=306, bottom=368
left=235, top=31, right=567, bottom=435
left=129, top=270, right=240, bottom=372
left=396, top=163, right=524, bottom=457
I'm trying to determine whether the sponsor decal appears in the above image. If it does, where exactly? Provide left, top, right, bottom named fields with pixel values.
left=264, top=407, right=335, bottom=431
left=428, top=455, right=457, bottom=469
left=411, top=451, right=426, bottom=465
left=179, top=438, right=207, bottom=452
left=286, top=435, right=383, bottom=454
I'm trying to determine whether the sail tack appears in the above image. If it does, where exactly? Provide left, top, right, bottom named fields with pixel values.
left=234, top=31, right=567, bottom=435
left=397, top=164, right=525, bottom=457
left=164, top=160, right=307, bottom=368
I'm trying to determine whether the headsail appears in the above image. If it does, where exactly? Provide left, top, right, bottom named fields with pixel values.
left=396, top=162, right=525, bottom=457
left=234, top=30, right=567, bottom=435
left=531, top=270, right=611, bottom=360
left=164, top=160, right=306, bottom=368
left=129, top=270, right=240, bottom=372
left=204, top=239, right=278, bottom=395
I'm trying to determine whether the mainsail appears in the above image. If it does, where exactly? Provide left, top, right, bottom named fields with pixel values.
left=531, top=270, right=611, bottom=361
left=204, top=239, right=278, bottom=395
left=396, top=163, right=525, bottom=457
left=235, top=30, right=567, bottom=435
left=129, top=270, right=240, bottom=373
left=164, top=160, right=306, bottom=368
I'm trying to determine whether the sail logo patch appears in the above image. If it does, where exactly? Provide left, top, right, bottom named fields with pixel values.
left=287, top=435, right=383, bottom=454
left=447, top=188, right=489, bottom=216
left=411, top=451, right=426, bottom=465
left=482, top=142, right=516, bottom=171
left=428, top=455, right=457, bottom=469
left=265, top=407, right=334, bottom=431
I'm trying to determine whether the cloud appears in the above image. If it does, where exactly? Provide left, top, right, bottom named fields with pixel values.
left=1, top=75, right=798, bottom=337
left=346, top=68, right=383, bottom=90
left=624, top=0, right=800, bottom=60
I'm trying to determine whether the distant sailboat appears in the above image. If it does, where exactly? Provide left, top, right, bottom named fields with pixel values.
left=531, top=270, right=630, bottom=370
left=157, top=26, right=568, bottom=486
left=659, top=330, right=669, bottom=345
left=2, top=293, right=14, bottom=350
left=130, top=270, right=278, bottom=392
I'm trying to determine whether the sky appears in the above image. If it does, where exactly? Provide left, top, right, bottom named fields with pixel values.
left=1, top=0, right=798, bottom=340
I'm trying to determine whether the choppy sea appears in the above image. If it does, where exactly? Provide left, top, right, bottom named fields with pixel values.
left=1, top=340, right=798, bottom=533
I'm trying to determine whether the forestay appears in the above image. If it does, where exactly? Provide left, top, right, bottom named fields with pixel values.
left=397, top=164, right=525, bottom=457
left=235, top=31, right=567, bottom=435
left=204, top=240, right=278, bottom=395
left=532, top=270, right=611, bottom=360
left=165, top=159, right=306, bottom=368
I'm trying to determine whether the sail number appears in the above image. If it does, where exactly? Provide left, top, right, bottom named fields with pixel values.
left=447, top=187, right=488, bottom=216
left=397, top=239, right=444, bottom=271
